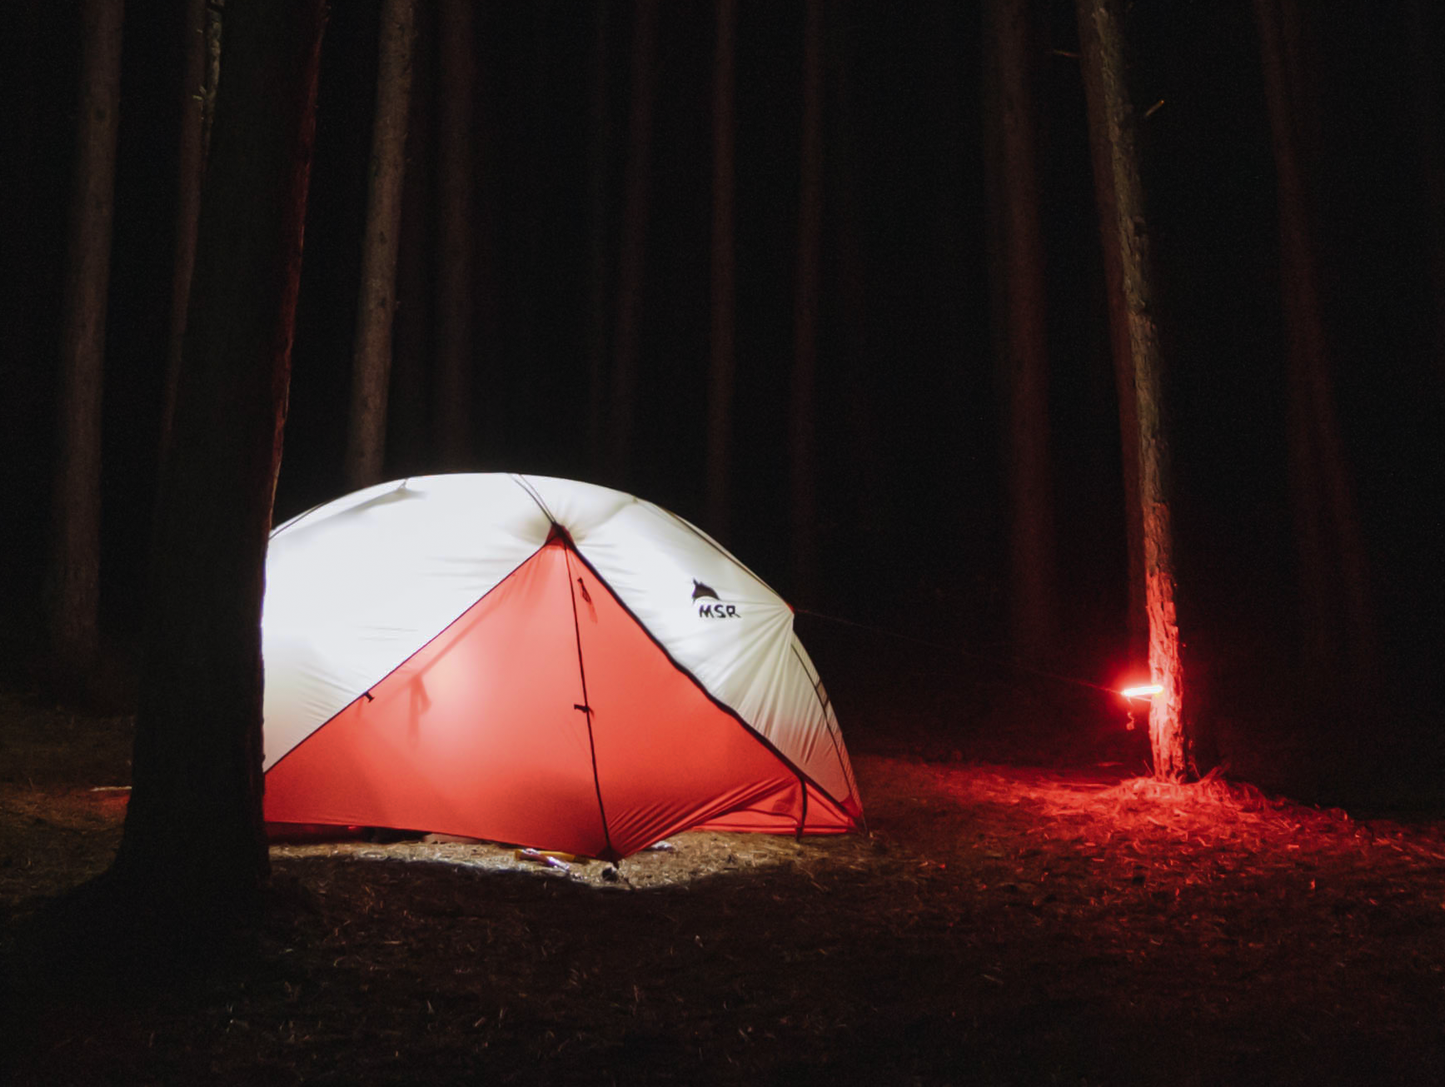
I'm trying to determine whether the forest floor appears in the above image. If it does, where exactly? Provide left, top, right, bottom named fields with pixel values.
left=2, top=679, right=1445, bottom=1086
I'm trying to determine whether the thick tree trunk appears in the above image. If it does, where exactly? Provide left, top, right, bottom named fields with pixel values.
left=705, top=0, right=737, bottom=539
left=1254, top=0, right=1376, bottom=690
left=50, top=0, right=123, bottom=694
left=790, top=0, right=823, bottom=603
left=158, top=0, right=210, bottom=472
left=113, top=0, right=326, bottom=919
left=982, top=0, right=1057, bottom=656
left=1076, top=0, right=1188, bottom=781
left=434, top=0, right=475, bottom=469
left=345, top=0, right=417, bottom=490
left=608, top=0, right=659, bottom=485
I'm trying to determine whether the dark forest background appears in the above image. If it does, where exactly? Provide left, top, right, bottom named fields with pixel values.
left=2, top=1, right=1442, bottom=800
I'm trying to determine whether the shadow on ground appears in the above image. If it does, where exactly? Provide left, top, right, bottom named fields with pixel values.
left=5, top=735, right=1445, bottom=1085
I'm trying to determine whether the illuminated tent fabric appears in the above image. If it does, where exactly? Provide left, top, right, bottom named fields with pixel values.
left=261, top=473, right=862, bottom=860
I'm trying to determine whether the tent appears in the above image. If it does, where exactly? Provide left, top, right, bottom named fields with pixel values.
left=261, top=473, right=863, bottom=860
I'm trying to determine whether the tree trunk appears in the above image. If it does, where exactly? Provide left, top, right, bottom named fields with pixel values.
left=583, top=2, right=613, bottom=469
left=705, top=0, right=737, bottom=539
left=1075, top=2, right=1144, bottom=664
left=1254, top=0, right=1376, bottom=691
left=390, top=0, right=434, bottom=478
left=608, top=0, right=659, bottom=485
left=790, top=0, right=823, bottom=603
left=510, top=1, right=552, bottom=450
left=50, top=0, right=124, bottom=695
left=1405, top=0, right=1445, bottom=385
left=345, top=0, right=417, bottom=490
left=434, top=0, right=475, bottom=469
left=829, top=1, right=885, bottom=580
left=204, top=2, right=223, bottom=141
left=983, top=0, right=1057, bottom=656
left=158, top=0, right=210, bottom=473
left=113, top=0, right=326, bottom=920
left=1076, top=0, right=1188, bottom=781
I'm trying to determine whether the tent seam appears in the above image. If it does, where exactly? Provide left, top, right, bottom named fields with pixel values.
left=564, top=548, right=619, bottom=862
left=789, top=641, right=861, bottom=809
left=263, top=540, right=552, bottom=777
left=565, top=545, right=857, bottom=827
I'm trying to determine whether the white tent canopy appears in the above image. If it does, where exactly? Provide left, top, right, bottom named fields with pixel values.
left=261, top=473, right=862, bottom=859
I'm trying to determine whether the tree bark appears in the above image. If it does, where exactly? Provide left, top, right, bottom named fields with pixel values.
left=49, top=0, right=123, bottom=694
left=203, top=2, right=223, bottom=151
left=1076, top=0, right=1188, bottom=781
left=158, top=0, right=210, bottom=473
left=1254, top=0, right=1376, bottom=690
left=390, top=0, right=434, bottom=478
left=790, top=0, right=823, bottom=603
left=434, top=0, right=475, bottom=469
left=705, top=0, right=737, bottom=539
left=983, top=0, right=1057, bottom=656
left=608, top=0, right=659, bottom=485
left=113, top=0, right=326, bottom=919
left=345, top=0, right=417, bottom=490
left=1075, top=2, right=1144, bottom=664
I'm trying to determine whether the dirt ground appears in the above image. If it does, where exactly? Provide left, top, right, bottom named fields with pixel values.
left=3, top=683, right=1444, bottom=1086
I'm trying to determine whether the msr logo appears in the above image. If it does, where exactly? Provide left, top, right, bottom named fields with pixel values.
left=691, top=579, right=740, bottom=619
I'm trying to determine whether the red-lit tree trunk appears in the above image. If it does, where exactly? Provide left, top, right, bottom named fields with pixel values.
left=705, top=0, right=737, bottom=539
left=434, top=0, right=475, bottom=469
left=49, top=0, right=123, bottom=695
left=608, top=0, right=659, bottom=485
left=982, top=0, right=1057, bottom=656
left=790, top=0, right=823, bottom=603
left=112, top=0, right=326, bottom=918
left=1254, top=0, right=1376, bottom=690
left=1077, top=0, right=1188, bottom=781
left=345, top=0, right=417, bottom=490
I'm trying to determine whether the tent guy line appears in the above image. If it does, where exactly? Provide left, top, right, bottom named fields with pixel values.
left=792, top=607, right=1135, bottom=699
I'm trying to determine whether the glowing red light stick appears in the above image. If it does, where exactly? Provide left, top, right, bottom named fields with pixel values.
left=1118, top=683, right=1162, bottom=730
left=1120, top=683, right=1162, bottom=700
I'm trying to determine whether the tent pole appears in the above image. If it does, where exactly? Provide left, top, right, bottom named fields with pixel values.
left=563, top=545, right=618, bottom=862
